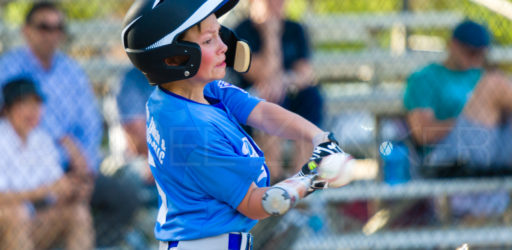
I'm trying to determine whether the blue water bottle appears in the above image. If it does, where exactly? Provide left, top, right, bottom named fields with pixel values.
left=380, top=141, right=410, bottom=185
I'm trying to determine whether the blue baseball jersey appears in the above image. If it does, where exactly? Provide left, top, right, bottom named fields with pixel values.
left=146, top=80, right=270, bottom=241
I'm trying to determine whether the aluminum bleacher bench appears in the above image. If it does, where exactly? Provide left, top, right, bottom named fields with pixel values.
left=293, top=177, right=512, bottom=249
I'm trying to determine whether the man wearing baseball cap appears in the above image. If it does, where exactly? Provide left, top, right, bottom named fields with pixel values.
left=404, top=19, right=512, bottom=220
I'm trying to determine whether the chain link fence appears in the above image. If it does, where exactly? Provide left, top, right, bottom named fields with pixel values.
left=1, top=0, right=512, bottom=249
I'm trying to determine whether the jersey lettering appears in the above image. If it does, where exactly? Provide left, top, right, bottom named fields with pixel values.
left=241, top=137, right=258, bottom=157
left=147, top=116, right=166, bottom=164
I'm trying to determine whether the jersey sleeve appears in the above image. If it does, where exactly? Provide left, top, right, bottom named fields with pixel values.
left=403, top=70, right=435, bottom=111
left=205, top=81, right=263, bottom=124
left=184, top=137, right=265, bottom=209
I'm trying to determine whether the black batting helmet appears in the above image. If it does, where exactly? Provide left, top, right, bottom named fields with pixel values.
left=122, top=0, right=251, bottom=85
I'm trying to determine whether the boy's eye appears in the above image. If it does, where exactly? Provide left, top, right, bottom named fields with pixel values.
left=203, top=39, right=212, bottom=45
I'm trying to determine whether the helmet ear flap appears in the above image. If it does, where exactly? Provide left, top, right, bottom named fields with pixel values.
left=126, top=41, right=202, bottom=85
left=220, top=26, right=251, bottom=73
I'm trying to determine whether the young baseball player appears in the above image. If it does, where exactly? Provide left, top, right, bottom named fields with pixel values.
left=122, top=0, right=348, bottom=249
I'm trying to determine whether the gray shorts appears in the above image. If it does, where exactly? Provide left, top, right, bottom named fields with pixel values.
left=425, top=115, right=512, bottom=168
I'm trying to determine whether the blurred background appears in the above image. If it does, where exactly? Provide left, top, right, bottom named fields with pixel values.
left=1, top=0, right=512, bottom=249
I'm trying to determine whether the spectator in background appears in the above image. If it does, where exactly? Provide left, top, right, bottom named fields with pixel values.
left=116, top=67, right=154, bottom=162
left=404, top=20, right=512, bottom=219
left=0, top=1, right=102, bottom=189
left=0, top=79, right=94, bottom=250
left=113, top=67, right=157, bottom=248
left=0, top=2, right=144, bottom=246
left=234, top=0, right=324, bottom=182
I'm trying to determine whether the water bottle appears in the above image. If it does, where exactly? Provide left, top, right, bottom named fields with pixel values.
left=380, top=141, right=410, bottom=185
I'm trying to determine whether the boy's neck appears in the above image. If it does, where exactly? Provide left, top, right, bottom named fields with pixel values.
left=160, top=80, right=209, bottom=104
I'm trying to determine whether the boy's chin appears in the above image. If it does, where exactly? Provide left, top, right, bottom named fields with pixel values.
left=214, top=71, right=226, bottom=80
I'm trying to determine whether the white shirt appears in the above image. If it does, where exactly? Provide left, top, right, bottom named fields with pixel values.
left=0, top=119, right=63, bottom=192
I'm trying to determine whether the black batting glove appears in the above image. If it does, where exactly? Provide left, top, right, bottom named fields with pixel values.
left=310, top=132, right=343, bottom=161
left=298, top=132, right=344, bottom=176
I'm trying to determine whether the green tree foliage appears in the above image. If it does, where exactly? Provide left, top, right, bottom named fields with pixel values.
left=3, top=0, right=132, bottom=24
left=313, top=0, right=402, bottom=13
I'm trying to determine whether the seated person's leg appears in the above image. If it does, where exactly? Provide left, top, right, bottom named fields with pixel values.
left=282, top=86, right=324, bottom=172
left=63, top=202, right=94, bottom=250
left=0, top=204, right=33, bottom=250
left=464, top=72, right=512, bottom=127
left=427, top=73, right=512, bottom=220
left=426, top=73, right=512, bottom=168
left=32, top=204, right=63, bottom=249
left=33, top=201, right=94, bottom=250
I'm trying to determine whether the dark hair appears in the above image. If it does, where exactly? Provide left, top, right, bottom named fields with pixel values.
left=25, top=1, right=61, bottom=24
left=177, top=23, right=202, bottom=41
left=2, top=78, right=44, bottom=111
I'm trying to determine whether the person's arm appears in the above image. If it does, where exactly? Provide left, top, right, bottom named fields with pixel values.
left=243, top=19, right=283, bottom=85
left=241, top=18, right=288, bottom=103
left=0, top=176, right=74, bottom=205
left=60, top=136, right=90, bottom=175
left=70, top=67, right=103, bottom=173
left=0, top=186, right=49, bottom=205
left=237, top=183, right=269, bottom=219
left=246, top=101, right=323, bottom=144
left=407, top=109, right=455, bottom=145
left=281, top=20, right=315, bottom=91
left=237, top=175, right=318, bottom=220
left=237, top=135, right=345, bottom=220
left=283, top=59, right=315, bottom=91
left=122, top=119, right=148, bottom=156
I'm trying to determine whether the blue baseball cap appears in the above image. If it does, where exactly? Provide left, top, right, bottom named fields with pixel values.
left=452, top=20, right=491, bottom=48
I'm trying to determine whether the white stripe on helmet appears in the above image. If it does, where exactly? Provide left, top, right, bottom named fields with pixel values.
left=147, top=0, right=224, bottom=50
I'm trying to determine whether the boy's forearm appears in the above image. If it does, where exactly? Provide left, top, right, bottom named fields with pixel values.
left=247, top=102, right=323, bottom=143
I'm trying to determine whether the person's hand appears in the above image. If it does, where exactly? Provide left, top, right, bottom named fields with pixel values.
left=50, top=176, right=75, bottom=201
left=310, top=132, right=343, bottom=161
left=60, top=136, right=90, bottom=175
left=298, top=132, right=344, bottom=176
left=255, top=77, right=287, bottom=104
left=68, top=172, right=95, bottom=202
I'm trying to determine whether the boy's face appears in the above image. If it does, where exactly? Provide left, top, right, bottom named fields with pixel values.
left=7, top=95, right=42, bottom=137
left=183, top=14, right=228, bottom=82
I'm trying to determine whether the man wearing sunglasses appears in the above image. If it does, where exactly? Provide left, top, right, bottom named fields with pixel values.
left=0, top=2, right=102, bottom=248
left=404, top=20, right=512, bottom=221
left=23, top=3, right=66, bottom=70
